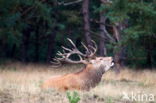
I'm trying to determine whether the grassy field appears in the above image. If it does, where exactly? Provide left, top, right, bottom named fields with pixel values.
left=0, top=62, right=156, bottom=103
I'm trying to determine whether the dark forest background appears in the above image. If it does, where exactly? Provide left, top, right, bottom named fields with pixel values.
left=0, top=0, right=156, bottom=69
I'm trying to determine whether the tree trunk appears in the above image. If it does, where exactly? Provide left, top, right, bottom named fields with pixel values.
left=10, top=44, right=16, bottom=58
left=113, top=23, right=125, bottom=73
left=46, top=2, right=58, bottom=63
left=34, top=28, right=39, bottom=62
left=82, top=0, right=92, bottom=46
left=21, top=27, right=32, bottom=62
left=146, top=37, right=152, bottom=68
left=99, top=11, right=107, bottom=56
left=46, top=27, right=57, bottom=63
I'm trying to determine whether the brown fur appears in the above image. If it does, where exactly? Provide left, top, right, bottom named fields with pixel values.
left=41, top=64, right=106, bottom=91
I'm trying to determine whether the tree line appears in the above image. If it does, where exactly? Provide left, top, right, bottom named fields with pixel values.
left=0, top=0, right=156, bottom=69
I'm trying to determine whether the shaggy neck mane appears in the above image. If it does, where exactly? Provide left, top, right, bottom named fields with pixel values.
left=75, top=64, right=105, bottom=89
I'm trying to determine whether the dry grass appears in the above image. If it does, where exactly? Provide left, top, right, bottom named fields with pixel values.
left=0, top=62, right=156, bottom=103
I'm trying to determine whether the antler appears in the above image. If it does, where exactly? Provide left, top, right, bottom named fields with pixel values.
left=51, top=38, right=97, bottom=66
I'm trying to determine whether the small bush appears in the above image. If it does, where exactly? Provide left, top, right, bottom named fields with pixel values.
left=66, top=91, right=80, bottom=103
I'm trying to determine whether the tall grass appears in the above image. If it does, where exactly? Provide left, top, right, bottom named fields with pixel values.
left=0, top=62, right=156, bottom=103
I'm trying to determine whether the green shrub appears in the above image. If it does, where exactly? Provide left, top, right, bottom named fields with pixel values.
left=66, top=91, right=80, bottom=103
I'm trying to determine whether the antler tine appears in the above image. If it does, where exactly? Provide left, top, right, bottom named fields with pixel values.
left=81, top=42, right=90, bottom=54
left=57, top=51, right=62, bottom=55
left=92, top=40, right=97, bottom=54
left=92, top=40, right=97, bottom=49
left=88, top=40, right=97, bottom=57
left=51, top=58, right=62, bottom=67
left=62, top=49, right=66, bottom=53
left=67, top=38, right=88, bottom=57
left=77, top=55, right=87, bottom=64
left=51, top=60, right=60, bottom=65
left=67, top=38, right=76, bottom=48
left=62, top=46, right=72, bottom=52
left=78, top=54, right=82, bottom=60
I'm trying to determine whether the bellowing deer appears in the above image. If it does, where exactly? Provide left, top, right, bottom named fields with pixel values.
left=42, top=38, right=114, bottom=91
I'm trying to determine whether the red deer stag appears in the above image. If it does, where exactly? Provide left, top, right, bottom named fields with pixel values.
left=42, top=38, right=114, bottom=91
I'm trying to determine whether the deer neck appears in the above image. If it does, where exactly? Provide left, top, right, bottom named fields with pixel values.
left=78, top=64, right=104, bottom=88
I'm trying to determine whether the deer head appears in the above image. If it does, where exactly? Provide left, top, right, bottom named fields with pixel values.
left=52, top=38, right=114, bottom=72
